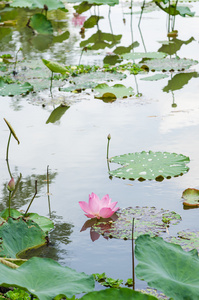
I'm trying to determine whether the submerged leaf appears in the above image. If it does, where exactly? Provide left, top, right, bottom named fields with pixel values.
left=0, top=257, right=95, bottom=300
left=166, top=230, right=199, bottom=252
left=135, top=235, right=199, bottom=300
left=109, top=151, right=190, bottom=181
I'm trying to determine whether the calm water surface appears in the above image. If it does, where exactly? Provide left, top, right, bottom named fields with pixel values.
left=0, top=0, right=199, bottom=291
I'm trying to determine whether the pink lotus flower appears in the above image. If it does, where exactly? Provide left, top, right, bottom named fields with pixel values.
left=79, top=193, right=119, bottom=219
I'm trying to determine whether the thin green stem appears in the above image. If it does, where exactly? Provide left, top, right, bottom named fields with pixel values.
left=24, top=180, right=37, bottom=216
left=47, top=165, right=51, bottom=217
left=106, top=134, right=111, bottom=160
left=6, top=132, right=11, bottom=161
left=8, top=191, right=11, bottom=217
left=132, top=217, right=135, bottom=290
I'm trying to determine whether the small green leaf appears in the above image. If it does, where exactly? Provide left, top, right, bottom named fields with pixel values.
left=182, top=188, right=199, bottom=207
left=42, top=59, right=67, bottom=74
left=94, top=83, right=134, bottom=99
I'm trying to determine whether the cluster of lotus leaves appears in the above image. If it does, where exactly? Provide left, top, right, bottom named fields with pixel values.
left=92, top=206, right=181, bottom=240
left=108, top=151, right=190, bottom=181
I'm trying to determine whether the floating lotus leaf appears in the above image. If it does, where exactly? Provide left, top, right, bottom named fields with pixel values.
left=135, top=235, right=199, bottom=300
left=138, top=288, right=169, bottom=300
left=0, top=209, right=22, bottom=219
left=166, top=230, right=199, bottom=252
left=0, top=80, right=33, bottom=96
left=182, top=188, right=199, bottom=208
left=108, top=151, right=190, bottom=181
left=94, top=83, right=134, bottom=99
left=140, top=74, right=169, bottom=81
left=0, top=257, right=95, bottom=300
left=158, top=37, right=194, bottom=56
left=140, top=58, right=198, bottom=71
left=92, top=207, right=181, bottom=240
left=29, top=14, right=53, bottom=35
left=163, top=72, right=198, bottom=92
left=68, top=0, right=119, bottom=6
left=10, top=0, right=65, bottom=10
left=79, top=287, right=158, bottom=300
left=123, top=52, right=167, bottom=60
left=0, top=218, right=47, bottom=258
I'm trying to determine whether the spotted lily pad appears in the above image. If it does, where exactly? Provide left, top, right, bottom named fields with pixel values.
left=140, top=58, right=198, bottom=72
left=94, top=83, right=134, bottom=99
left=0, top=80, right=33, bottom=96
left=166, top=230, right=199, bottom=252
left=108, top=151, right=190, bottom=181
left=92, top=207, right=181, bottom=240
left=182, top=188, right=199, bottom=208
left=123, top=52, right=167, bottom=60
left=140, top=74, right=169, bottom=81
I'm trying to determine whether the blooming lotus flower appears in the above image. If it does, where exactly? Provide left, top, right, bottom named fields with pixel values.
left=79, top=193, right=119, bottom=219
left=7, top=177, right=15, bottom=192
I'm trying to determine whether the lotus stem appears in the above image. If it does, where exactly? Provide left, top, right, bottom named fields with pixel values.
left=47, top=165, right=51, bottom=217
left=106, top=134, right=111, bottom=160
left=6, top=132, right=12, bottom=178
left=8, top=191, right=11, bottom=217
left=24, top=180, right=37, bottom=216
left=11, top=173, right=22, bottom=200
left=132, top=217, right=135, bottom=290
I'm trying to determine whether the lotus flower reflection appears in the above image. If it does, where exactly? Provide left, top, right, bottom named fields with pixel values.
left=79, top=193, right=119, bottom=219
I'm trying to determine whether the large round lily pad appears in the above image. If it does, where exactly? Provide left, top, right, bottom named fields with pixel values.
left=0, top=81, right=33, bottom=96
left=0, top=257, right=95, bottom=300
left=135, top=235, right=199, bottom=300
left=92, top=207, right=181, bottom=240
left=108, top=151, right=190, bottom=181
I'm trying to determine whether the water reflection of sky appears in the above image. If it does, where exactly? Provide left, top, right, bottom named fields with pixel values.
left=0, top=0, right=199, bottom=290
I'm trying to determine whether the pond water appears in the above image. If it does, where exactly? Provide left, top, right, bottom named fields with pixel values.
left=0, top=0, right=199, bottom=294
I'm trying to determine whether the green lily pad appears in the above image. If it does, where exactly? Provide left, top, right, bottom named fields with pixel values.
left=113, top=42, right=139, bottom=55
left=140, top=58, right=198, bottom=71
left=0, top=257, right=95, bottom=300
left=10, top=0, right=65, bottom=10
left=140, top=74, right=169, bottom=81
left=0, top=209, right=22, bottom=219
left=92, top=207, right=181, bottom=240
left=123, top=52, right=167, bottom=60
left=135, top=235, right=199, bottom=300
left=109, top=151, right=190, bottom=181
left=69, top=0, right=119, bottom=6
left=166, top=230, right=199, bottom=252
left=46, top=105, right=70, bottom=124
left=79, top=288, right=158, bottom=300
left=94, top=83, right=134, bottom=99
left=29, top=14, right=53, bottom=35
left=182, top=188, right=199, bottom=208
left=0, top=218, right=47, bottom=258
left=42, top=59, right=67, bottom=74
left=25, top=213, right=54, bottom=234
left=0, top=80, right=33, bottom=96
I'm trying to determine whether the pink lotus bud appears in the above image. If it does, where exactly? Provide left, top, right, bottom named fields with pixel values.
left=7, top=177, right=15, bottom=192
